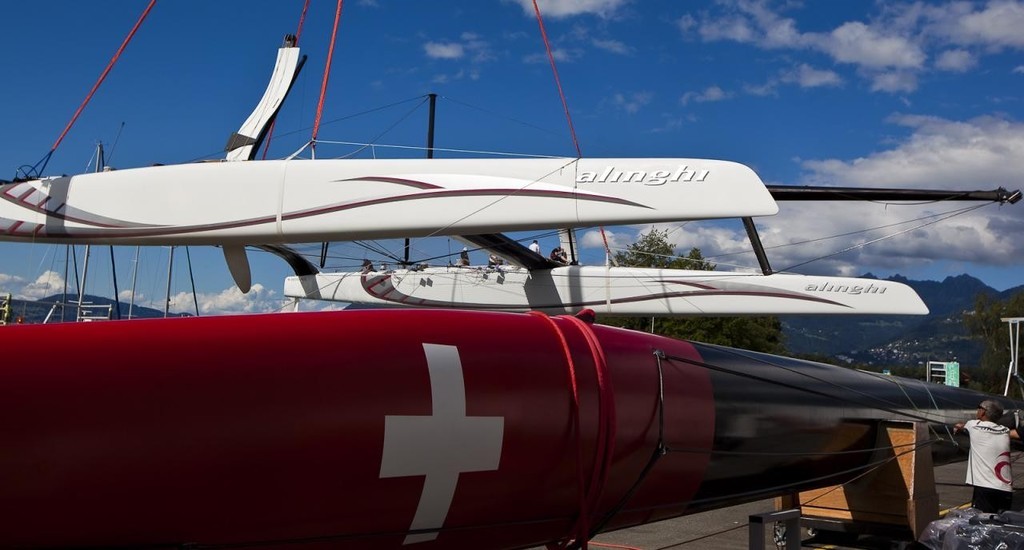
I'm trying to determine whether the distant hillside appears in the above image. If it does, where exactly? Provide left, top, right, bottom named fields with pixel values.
left=4, top=294, right=187, bottom=324
left=783, top=274, right=1013, bottom=368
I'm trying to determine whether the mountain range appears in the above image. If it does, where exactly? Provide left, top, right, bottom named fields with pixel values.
left=782, top=274, right=1024, bottom=368
left=3, top=294, right=185, bottom=324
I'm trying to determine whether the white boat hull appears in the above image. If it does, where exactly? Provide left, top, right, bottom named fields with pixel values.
left=0, top=158, right=776, bottom=245
left=284, top=266, right=929, bottom=316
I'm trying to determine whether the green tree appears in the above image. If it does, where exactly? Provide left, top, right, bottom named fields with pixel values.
left=602, top=228, right=785, bottom=354
left=964, top=291, right=1024, bottom=394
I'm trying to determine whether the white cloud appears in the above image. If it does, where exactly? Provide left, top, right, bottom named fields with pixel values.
left=677, top=14, right=697, bottom=33
left=681, top=85, right=731, bottom=105
left=782, top=64, right=842, bottom=88
left=650, top=113, right=686, bottom=133
left=607, top=115, right=1024, bottom=277
left=164, top=283, right=283, bottom=316
left=934, top=49, right=976, bottom=72
left=581, top=228, right=633, bottom=251
left=744, top=81, right=779, bottom=97
left=815, top=22, right=925, bottom=70
left=686, top=2, right=934, bottom=94
left=423, top=33, right=494, bottom=82
left=460, top=32, right=496, bottom=63
left=592, top=38, right=632, bottom=55
left=523, top=47, right=582, bottom=63
left=510, top=0, right=629, bottom=19
left=926, top=0, right=1024, bottom=50
left=802, top=114, right=1024, bottom=187
left=871, top=71, right=919, bottom=93
left=689, top=1, right=1024, bottom=95
left=612, top=91, right=653, bottom=114
left=424, top=42, right=464, bottom=59
left=18, top=271, right=65, bottom=300
left=0, top=273, right=25, bottom=292
left=1013, top=65, right=1024, bottom=74
left=775, top=114, right=1024, bottom=271
left=697, top=0, right=806, bottom=48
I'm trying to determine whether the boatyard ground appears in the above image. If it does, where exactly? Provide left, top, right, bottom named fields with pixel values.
left=577, top=459, right=1019, bottom=549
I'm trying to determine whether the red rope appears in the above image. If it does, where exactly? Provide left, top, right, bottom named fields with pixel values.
left=50, top=0, right=157, bottom=153
left=261, top=0, right=314, bottom=160
left=531, top=1, right=616, bottom=261
left=294, top=0, right=312, bottom=44
left=532, top=312, right=618, bottom=550
left=311, top=0, right=345, bottom=151
left=563, top=314, right=617, bottom=523
left=530, top=312, right=589, bottom=549
left=531, top=0, right=582, bottom=158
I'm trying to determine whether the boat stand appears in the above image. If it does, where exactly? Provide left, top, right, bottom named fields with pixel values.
left=772, top=420, right=938, bottom=547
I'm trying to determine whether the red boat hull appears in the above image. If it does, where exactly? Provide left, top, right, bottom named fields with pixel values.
left=0, top=309, right=997, bottom=547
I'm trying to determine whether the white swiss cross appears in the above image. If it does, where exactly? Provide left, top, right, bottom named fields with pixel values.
left=379, top=343, right=505, bottom=545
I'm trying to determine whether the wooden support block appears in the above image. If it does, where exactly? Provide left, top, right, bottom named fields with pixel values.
left=780, top=420, right=939, bottom=539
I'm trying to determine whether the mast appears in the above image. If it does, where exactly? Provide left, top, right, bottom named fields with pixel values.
left=164, top=246, right=174, bottom=318
left=426, top=93, right=437, bottom=159
left=1004, top=317, right=1024, bottom=397
left=61, top=245, right=70, bottom=322
left=404, top=93, right=438, bottom=266
left=128, top=246, right=140, bottom=320
left=77, top=246, right=91, bottom=322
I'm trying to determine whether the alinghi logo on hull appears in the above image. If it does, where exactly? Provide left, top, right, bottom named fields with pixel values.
left=805, top=282, right=887, bottom=295
left=577, top=165, right=710, bottom=186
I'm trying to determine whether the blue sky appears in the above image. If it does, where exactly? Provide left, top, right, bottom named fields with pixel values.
left=1, top=0, right=1022, bottom=314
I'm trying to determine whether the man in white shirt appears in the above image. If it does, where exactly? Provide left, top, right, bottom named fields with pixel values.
left=529, top=240, right=541, bottom=254
left=955, top=400, right=1018, bottom=513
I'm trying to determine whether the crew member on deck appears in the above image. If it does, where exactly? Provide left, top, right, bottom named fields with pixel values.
left=955, top=400, right=1019, bottom=513
left=550, top=247, right=568, bottom=265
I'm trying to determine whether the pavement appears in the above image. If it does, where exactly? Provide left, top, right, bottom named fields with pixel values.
left=574, top=459, right=994, bottom=550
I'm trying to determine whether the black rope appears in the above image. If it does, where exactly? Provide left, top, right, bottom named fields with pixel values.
left=586, top=349, right=670, bottom=539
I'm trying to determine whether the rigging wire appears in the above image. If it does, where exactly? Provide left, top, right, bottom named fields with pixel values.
left=440, top=94, right=566, bottom=138
left=314, top=140, right=564, bottom=159
left=310, top=0, right=345, bottom=155
left=531, top=0, right=581, bottom=158
left=105, top=122, right=126, bottom=167
left=779, top=202, right=990, bottom=272
left=333, top=96, right=430, bottom=158
left=33, top=0, right=157, bottom=178
left=708, top=203, right=986, bottom=261
left=530, top=0, right=616, bottom=266
left=188, top=96, right=429, bottom=163
left=293, top=0, right=312, bottom=44
left=420, top=159, right=580, bottom=240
